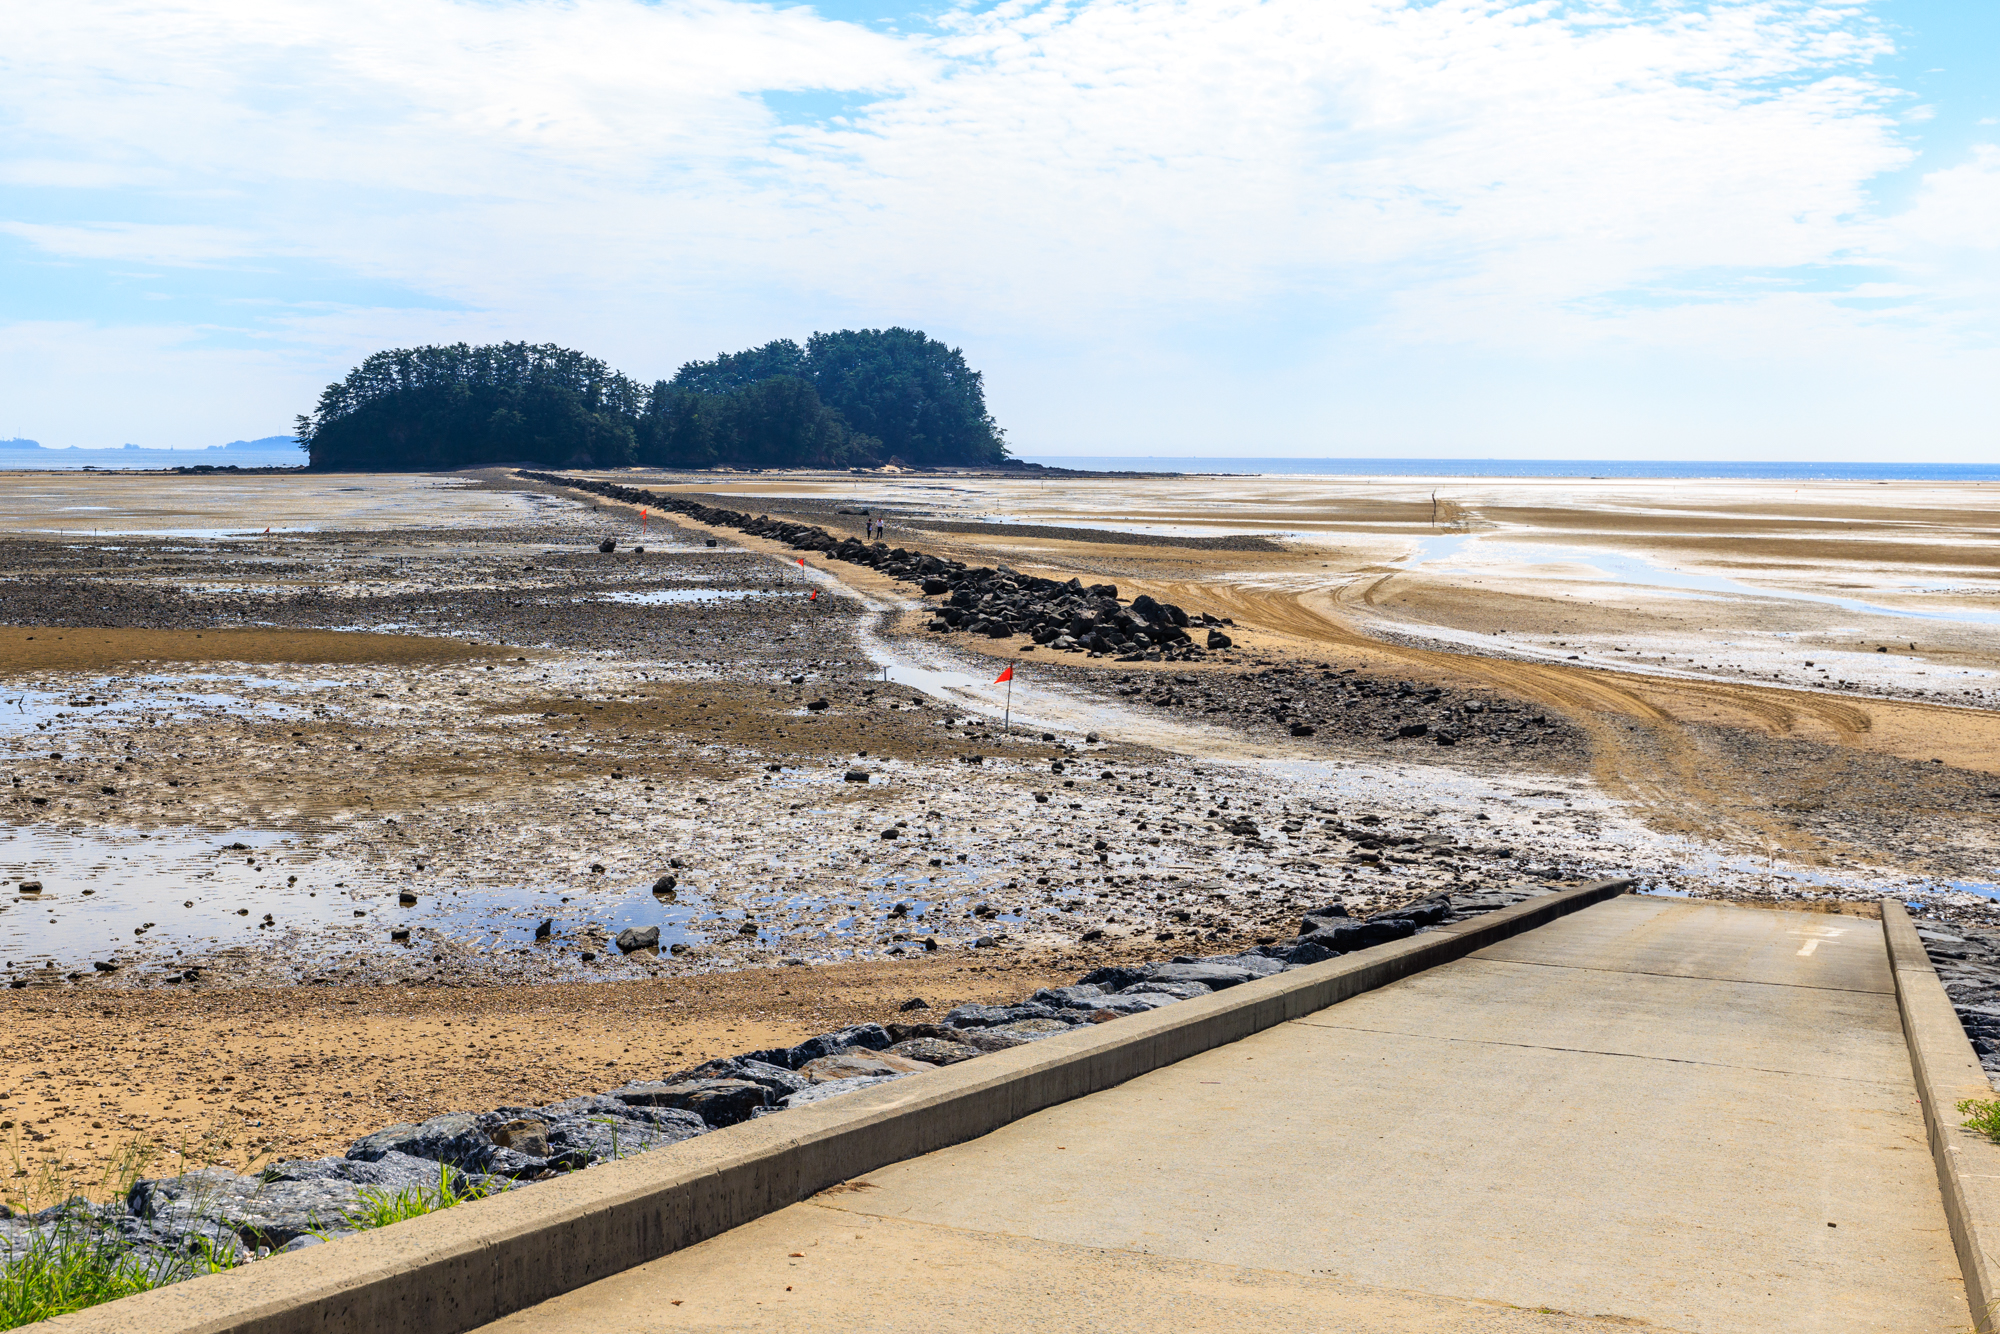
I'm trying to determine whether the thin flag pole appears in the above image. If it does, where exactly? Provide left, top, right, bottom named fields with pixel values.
left=995, top=658, right=1016, bottom=734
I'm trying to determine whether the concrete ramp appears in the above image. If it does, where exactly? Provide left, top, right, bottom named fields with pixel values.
left=482, top=898, right=1966, bottom=1332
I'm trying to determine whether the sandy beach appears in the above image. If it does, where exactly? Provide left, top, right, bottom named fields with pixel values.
left=1, top=464, right=1995, bottom=1198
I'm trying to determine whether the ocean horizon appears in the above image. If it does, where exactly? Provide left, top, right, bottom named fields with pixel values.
left=1017, top=456, right=2000, bottom=481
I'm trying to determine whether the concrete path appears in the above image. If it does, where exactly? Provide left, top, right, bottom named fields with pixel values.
left=480, top=897, right=1967, bottom=1332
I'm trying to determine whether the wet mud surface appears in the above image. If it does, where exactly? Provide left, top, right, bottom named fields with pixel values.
left=2, top=467, right=1998, bottom=1195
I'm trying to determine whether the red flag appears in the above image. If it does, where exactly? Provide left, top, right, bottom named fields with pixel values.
left=808, top=588, right=819, bottom=601
left=797, top=556, right=806, bottom=568
left=993, top=664, right=1013, bottom=684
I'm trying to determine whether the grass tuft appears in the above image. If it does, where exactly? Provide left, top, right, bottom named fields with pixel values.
left=0, top=1218, right=236, bottom=1331
left=339, top=1161, right=496, bottom=1232
left=1959, top=1098, right=2000, bottom=1144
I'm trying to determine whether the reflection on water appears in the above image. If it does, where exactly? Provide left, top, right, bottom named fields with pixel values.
left=1408, top=535, right=2000, bottom=626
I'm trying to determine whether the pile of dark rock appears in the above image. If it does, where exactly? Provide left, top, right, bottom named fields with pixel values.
left=0, top=884, right=1551, bottom=1277
left=517, top=471, right=1234, bottom=661
left=1090, top=664, right=1584, bottom=752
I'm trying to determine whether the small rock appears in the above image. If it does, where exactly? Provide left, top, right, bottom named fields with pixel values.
left=615, top=925, right=661, bottom=953
left=398, top=890, right=418, bottom=906
left=653, top=875, right=677, bottom=898
left=487, top=1118, right=550, bottom=1157
left=899, top=997, right=929, bottom=1012
left=1206, top=630, right=1232, bottom=649
left=389, top=929, right=410, bottom=942
left=18, top=882, right=42, bottom=893
left=844, top=770, right=870, bottom=783
left=535, top=919, right=553, bottom=940
left=805, top=699, right=830, bottom=712
left=598, top=538, right=616, bottom=553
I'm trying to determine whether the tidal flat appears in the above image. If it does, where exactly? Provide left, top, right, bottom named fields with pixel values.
left=1, top=465, right=1996, bottom=1191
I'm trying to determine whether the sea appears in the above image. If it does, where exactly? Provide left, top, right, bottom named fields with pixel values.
left=3, top=447, right=1993, bottom=481
left=1017, top=456, right=2000, bottom=481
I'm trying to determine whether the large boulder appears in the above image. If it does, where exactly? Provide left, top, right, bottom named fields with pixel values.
left=610, top=1078, right=770, bottom=1127
left=885, top=1037, right=983, bottom=1066
left=129, top=1168, right=363, bottom=1250
left=345, top=1113, right=493, bottom=1170
left=1297, top=918, right=1418, bottom=953
left=798, top=1052, right=936, bottom=1083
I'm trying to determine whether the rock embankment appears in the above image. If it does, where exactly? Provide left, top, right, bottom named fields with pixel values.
left=1063, top=663, right=1587, bottom=756
left=518, top=471, right=1234, bottom=661
left=0, top=884, right=1550, bottom=1275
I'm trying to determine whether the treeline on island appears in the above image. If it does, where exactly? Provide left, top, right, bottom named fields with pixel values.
left=294, top=328, right=1009, bottom=471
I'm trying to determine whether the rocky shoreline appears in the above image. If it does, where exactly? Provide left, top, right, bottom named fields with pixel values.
left=0, top=881, right=1553, bottom=1275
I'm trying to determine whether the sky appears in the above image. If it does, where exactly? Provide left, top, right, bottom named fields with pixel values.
left=0, top=0, right=1994, bottom=460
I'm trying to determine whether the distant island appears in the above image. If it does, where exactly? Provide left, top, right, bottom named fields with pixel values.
left=295, top=329, right=1010, bottom=471
left=0, top=436, right=301, bottom=470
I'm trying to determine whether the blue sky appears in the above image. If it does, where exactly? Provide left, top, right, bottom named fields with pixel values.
left=1, top=0, right=1994, bottom=458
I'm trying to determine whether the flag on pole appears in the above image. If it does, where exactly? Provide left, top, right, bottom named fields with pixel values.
left=797, top=556, right=806, bottom=568
left=993, top=664, right=1014, bottom=684
left=808, top=588, right=819, bottom=601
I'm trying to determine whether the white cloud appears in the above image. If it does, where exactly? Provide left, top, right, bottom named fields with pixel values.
left=0, top=0, right=1990, bottom=454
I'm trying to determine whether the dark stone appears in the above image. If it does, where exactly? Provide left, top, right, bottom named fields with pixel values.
left=844, top=770, right=870, bottom=783
left=898, top=997, right=930, bottom=1012
left=345, top=1113, right=493, bottom=1170
left=1297, top=917, right=1418, bottom=953
left=129, top=1169, right=363, bottom=1250
left=1396, top=722, right=1429, bottom=738
left=652, top=875, right=678, bottom=896
left=615, top=925, right=661, bottom=953
left=597, top=538, right=616, bottom=553
left=942, top=1001, right=1071, bottom=1028
left=886, top=1037, right=983, bottom=1066
left=611, top=1079, right=769, bottom=1127
left=783, top=1022, right=894, bottom=1067
left=1207, top=629, right=1233, bottom=649
left=806, top=699, right=830, bottom=711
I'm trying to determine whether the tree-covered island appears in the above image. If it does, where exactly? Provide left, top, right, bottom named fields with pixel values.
left=294, top=328, right=1009, bottom=470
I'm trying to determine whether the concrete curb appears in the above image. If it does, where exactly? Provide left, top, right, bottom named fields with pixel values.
left=48, top=879, right=1634, bottom=1334
left=1883, top=899, right=2000, bottom=1333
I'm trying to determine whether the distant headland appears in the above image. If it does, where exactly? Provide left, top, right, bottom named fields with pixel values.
left=295, top=329, right=1009, bottom=472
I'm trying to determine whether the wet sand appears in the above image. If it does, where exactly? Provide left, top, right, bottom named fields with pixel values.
left=2, top=464, right=1996, bottom=1201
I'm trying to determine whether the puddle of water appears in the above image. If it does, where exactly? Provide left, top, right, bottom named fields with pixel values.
left=1410, top=536, right=2000, bottom=626
left=0, top=823, right=718, bottom=973
left=0, top=825, right=343, bottom=968
left=26, top=527, right=323, bottom=540
left=589, top=588, right=773, bottom=605
left=0, top=673, right=342, bottom=739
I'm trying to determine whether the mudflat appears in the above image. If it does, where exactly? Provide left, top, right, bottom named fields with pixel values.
left=0, top=465, right=1994, bottom=1203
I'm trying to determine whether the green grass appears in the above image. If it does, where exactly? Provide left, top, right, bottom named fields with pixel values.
left=0, top=1218, right=236, bottom=1330
left=1958, top=1098, right=2000, bottom=1144
left=1, top=1137, right=501, bottom=1329
left=337, top=1162, right=495, bottom=1231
